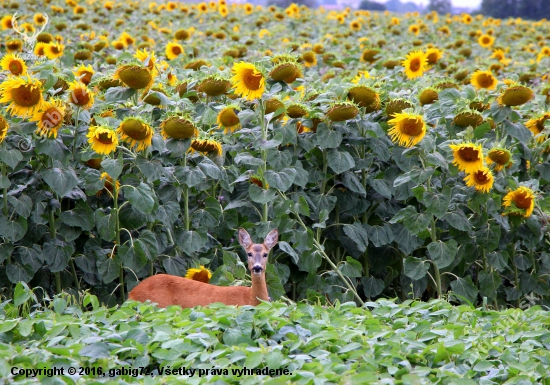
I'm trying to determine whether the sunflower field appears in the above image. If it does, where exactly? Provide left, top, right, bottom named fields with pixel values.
left=0, top=0, right=550, bottom=312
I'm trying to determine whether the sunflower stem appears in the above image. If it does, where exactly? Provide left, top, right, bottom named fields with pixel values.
left=72, top=107, right=81, bottom=161
left=2, top=162, right=7, bottom=216
left=509, top=243, right=520, bottom=308
left=258, top=98, right=268, bottom=223
left=70, top=259, right=80, bottom=291
left=182, top=154, right=190, bottom=231
left=48, top=204, right=62, bottom=294
left=113, top=179, right=125, bottom=302
left=316, top=149, right=328, bottom=243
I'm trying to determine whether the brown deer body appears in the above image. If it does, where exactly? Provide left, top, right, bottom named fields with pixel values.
left=128, top=228, right=278, bottom=308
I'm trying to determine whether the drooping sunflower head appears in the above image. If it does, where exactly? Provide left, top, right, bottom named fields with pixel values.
left=486, top=147, right=512, bottom=172
left=198, top=75, right=232, bottom=97
left=116, top=116, right=153, bottom=151
left=264, top=98, right=286, bottom=120
left=464, top=166, right=494, bottom=194
left=114, top=65, right=154, bottom=90
left=326, top=101, right=359, bottom=122
left=402, top=50, right=428, bottom=79
left=470, top=70, right=498, bottom=90
left=0, top=114, right=9, bottom=143
left=525, top=113, right=550, bottom=143
left=418, top=87, right=439, bottom=106
left=185, top=265, right=212, bottom=283
left=286, top=103, right=309, bottom=119
left=31, top=99, right=66, bottom=139
left=134, top=48, right=156, bottom=71
left=269, top=60, right=301, bottom=83
left=67, top=81, right=94, bottom=109
left=385, top=98, right=414, bottom=117
left=453, top=110, right=484, bottom=128
left=360, top=47, right=380, bottom=63
left=0, top=76, right=45, bottom=118
left=217, top=106, right=241, bottom=134
left=6, top=39, right=23, bottom=53
left=87, top=125, right=119, bottom=155
left=98, top=171, right=121, bottom=196
left=387, top=111, right=427, bottom=148
left=301, top=51, right=317, bottom=68
left=497, top=85, right=534, bottom=107
left=74, top=64, right=95, bottom=86
left=502, top=186, right=536, bottom=218
left=190, top=137, right=223, bottom=157
left=160, top=115, right=199, bottom=140
left=347, top=85, right=380, bottom=112
left=230, top=61, right=265, bottom=101
left=449, top=142, right=484, bottom=173
left=0, top=53, right=27, bottom=76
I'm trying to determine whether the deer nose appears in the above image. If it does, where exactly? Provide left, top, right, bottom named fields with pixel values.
left=252, top=265, right=263, bottom=274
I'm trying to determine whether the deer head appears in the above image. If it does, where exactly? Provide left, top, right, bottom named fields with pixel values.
left=11, top=12, right=49, bottom=49
left=238, top=228, right=278, bottom=276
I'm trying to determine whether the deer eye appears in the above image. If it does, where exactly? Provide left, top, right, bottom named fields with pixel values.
left=247, top=253, right=252, bottom=257
left=263, top=253, right=268, bottom=258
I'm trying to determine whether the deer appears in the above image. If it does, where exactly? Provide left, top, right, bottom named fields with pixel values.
left=128, top=228, right=278, bottom=308
left=11, top=12, right=49, bottom=54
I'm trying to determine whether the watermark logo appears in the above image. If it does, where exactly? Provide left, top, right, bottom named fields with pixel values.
left=11, top=12, right=49, bottom=62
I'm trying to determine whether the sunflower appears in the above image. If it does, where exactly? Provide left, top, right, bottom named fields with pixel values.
left=470, top=70, right=497, bottom=90
left=350, top=19, right=361, bottom=31
left=385, top=98, right=414, bottom=117
left=478, top=34, right=495, bottom=48
left=402, top=50, right=428, bottom=79
left=6, top=39, right=23, bottom=53
left=453, top=110, right=483, bottom=128
left=134, top=48, right=156, bottom=72
left=464, top=167, right=494, bottom=193
left=525, top=113, right=550, bottom=143
left=502, top=186, right=536, bottom=218
left=0, top=76, right=45, bottom=118
left=160, top=116, right=198, bottom=139
left=230, top=61, right=265, bottom=101
left=165, top=42, right=184, bottom=60
left=114, top=65, right=154, bottom=90
left=67, top=81, right=94, bottom=109
left=408, top=24, right=420, bottom=36
left=302, top=51, right=317, bottom=67
left=116, top=117, right=153, bottom=151
left=87, top=126, right=118, bottom=155
left=360, top=48, right=379, bottom=63
left=34, top=42, right=47, bottom=57
left=98, top=172, right=121, bottom=196
left=347, top=85, right=380, bottom=112
left=387, top=112, right=427, bottom=147
left=191, top=138, right=223, bottom=156
left=326, top=101, right=359, bottom=121
left=491, top=48, right=506, bottom=62
left=31, top=99, right=66, bottom=138
left=0, top=53, right=27, bottom=76
left=497, top=85, right=534, bottom=107
left=185, top=265, right=212, bottom=283
left=198, top=76, right=232, bottom=97
left=425, top=48, right=443, bottom=64
left=0, top=114, right=9, bottom=143
left=449, top=143, right=484, bottom=173
left=44, top=43, right=65, bottom=60
left=269, top=61, right=300, bottom=83
left=1, top=15, right=13, bottom=30
left=418, top=88, right=439, bottom=105
left=486, top=147, right=512, bottom=171
left=73, top=64, right=95, bottom=85
left=217, top=106, right=241, bottom=133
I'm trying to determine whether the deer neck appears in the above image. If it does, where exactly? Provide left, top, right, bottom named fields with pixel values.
left=249, top=272, right=269, bottom=305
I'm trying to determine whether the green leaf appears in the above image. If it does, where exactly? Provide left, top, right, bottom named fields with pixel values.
left=198, top=158, right=221, bottom=179
left=315, top=125, right=342, bottom=149
left=266, top=148, right=292, bottom=171
left=298, top=249, right=322, bottom=273
left=327, top=149, right=355, bottom=174
left=479, top=270, right=502, bottom=300
left=234, top=153, right=264, bottom=166
left=404, top=257, right=429, bottom=280
left=278, top=241, right=299, bottom=265
left=266, top=264, right=285, bottom=301
left=176, top=230, right=204, bottom=255
left=79, top=343, right=111, bottom=358
left=123, top=182, right=156, bottom=213
left=443, top=211, right=472, bottom=231
left=174, top=166, right=206, bottom=188
left=265, top=168, right=297, bottom=191
left=43, top=239, right=74, bottom=273
left=338, top=256, right=363, bottom=277
left=342, top=172, right=366, bottom=196
left=42, top=167, right=79, bottom=197
left=7, top=194, right=32, bottom=218
left=403, top=212, right=431, bottom=236
left=487, top=251, right=508, bottom=272
left=59, top=200, right=94, bottom=231
left=423, top=186, right=451, bottom=219
left=97, top=255, right=120, bottom=284
left=94, top=210, right=116, bottom=241
left=473, top=122, right=491, bottom=139
left=366, top=224, right=394, bottom=247
left=249, top=184, right=276, bottom=204
left=6, top=264, right=32, bottom=284
left=118, top=244, right=148, bottom=272
left=101, top=155, right=124, bottom=180
left=265, top=350, right=283, bottom=369
left=105, top=86, right=136, bottom=102
left=35, top=139, right=70, bottom=162
left=342, top=223, right=369, bottom=253
left=0, top=215, right=27, bottom=242
left=368, top=178, right=392, bottom=199
left=427, top=239, right=457, bottom=269
left=361, top=276, right=385, bottom=297
left=475, top=223, right=500, bottom=252
left=295, top=195, right=310, bottom=217
left=0, top=148, right=23, bottom=169
left=503, top=120, right=532, bottom=142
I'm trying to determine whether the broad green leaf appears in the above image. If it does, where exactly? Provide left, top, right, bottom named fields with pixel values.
left=423, top=186, right=451, bottom=219
left=59, top=201, right=94, bottom=231
left=123, top=182, right=156, bottom=213
left=0, top=215, right=27, bottom=242
left=427, top=239, right=457, bottom=269
left=368, top=179, right=392, bottom=199
left=361, top=276, right=385, bottom=297
left=278, top=241, right=299, bottom=265
left=403, top=257, right=429, bottom=280
left=366, top=224, right=394, bottom=247
left=338, top=256, right=363, bottom=277
left=79, top=343, right=111, bottom=358
left=443, top=211, right=472, bottom=231
left=249, top=184, right=276, bottom=204
left=342, top=172, right=366, bottom=196
left=479, top=270, right=502, bottom=300
left=176, top=230, right=204, bottom=255
left=13, top=282, right=32, bottom=305
left=7, top=194, right=32, bottom=218
left=101, top=155, right=124, bottom=180
left=265, top=168, right=296, bottom=191
left=327, top=149, right=355, bottom=174
left=342, top=223, right=369, bottom=253
left=94, top=210, right=116, bottom=241
left=316, top=125, right=342, bottom=149
left=0, top=148, right=23, bottom=169
left=42, top=167, right=79, bottom=197
left=6, top=264, right=32, bottom=284
left=97, top=256, right=120, bottom=284
left=43, top=239, right=74, bottom=273
left=198, top=158, right=221, bottom=179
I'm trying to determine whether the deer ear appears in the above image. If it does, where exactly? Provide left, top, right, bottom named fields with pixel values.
left=238, top=228, right=252, bottom=249
left=264, top=229, right=279, bottom=250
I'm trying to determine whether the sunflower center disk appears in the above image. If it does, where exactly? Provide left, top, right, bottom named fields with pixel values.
left=243, top=69, right=262, bottom=90
left=97, top=132, right=114, bottom=144
left=119, top=67, right=152, bottom=89
left=42, top=107, right=63, bottom=127
left=72, top=89, right=90, bottom=105
left=9, top=61, right=23, bottom=75
left=478, top=74, right=494, bottom=88
left=489, top=151, right=509, bottom=165
left=13, top=85, right=41, bottom=107
left=123, top=120, right=149, bottom=140
left=401, top=119, right=423, bottom=136
left=409, top=58, right=421, bottom=72
left=474, top=171, right=489, bottom=184
left=220, top=110, right=239, bottom=126
left=458, top=147, right=479, bottom=162
left=192, top=270, right=210, bottom=283
left=514, top=193, right=532, bottom=209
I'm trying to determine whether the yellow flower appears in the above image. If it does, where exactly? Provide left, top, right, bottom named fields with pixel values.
left=31, top=99, right=66, bottom=138
left=486, top=147, right=512, bottom=172
left=87, top=126, right=118, bottom=155
left=0, top=53, right=27, bottom=76
left=114, top=65, right=154, bottom=90
left=134, top=48, right=156, bottom=71
left=67, top=81, right=94, bottom=110
left=44, top=43, right=65, bottom=60
left=185, top=266, right=212, bottom=283
left=402, top=50, right=428, bottom=79
left=478, top=34, right=495, bottom=48
left=525, top=113, right=550, bottom=143
left=502, top=186, right=536, bottom=218
left=165, top=42, right=184, bottom=60
left=230, top=62, right=265, bottom=101
left=470, top=70, right=497, bottom=90
left=497, top=85, right=534, bottom=107
left=302, top=51, right=317, bottom=68
left=425, top=48, right=443, bottom=64
left=217, top=107, right=241, bottom=133
left=449, top=143, right=484, bottom=173
left=1, top=15, right=13, bottom=30
left=34, top=42, right=47, bottom=57
left=160, top=116, right=198, bottom=140
left=190, top=138, right=223, bottom=156
left=116, top=117, right=153, bottom=151
left=0, top=76, right=45, bottom=118
left=464, top=167, right=494, bottom=193
left=0, top=114, right=9, bottom=143
left=387, top=112, right=427, bottom=147
left=408, top=24, right=420, bottom=36
left=73, top=64, right=95, bottom=86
